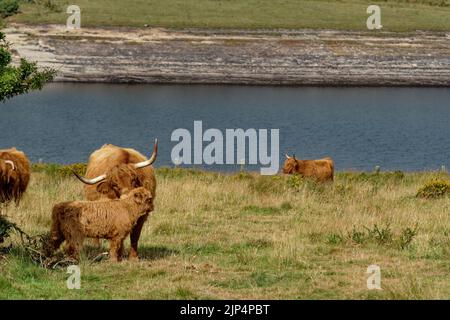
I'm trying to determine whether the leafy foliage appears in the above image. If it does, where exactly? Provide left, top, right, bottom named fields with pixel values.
left=326, top=223, right=419, bottom=250
left=416, top=179, right=450, bottom=199
left=0, top=0, right=19, bottom=18
left=0, top=31, right=56, bottom=102
left=32, top=163, right=87, bottom=177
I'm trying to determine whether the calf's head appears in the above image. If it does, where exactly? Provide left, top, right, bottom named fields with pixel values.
left=282, top=154, right=299, bottom=174
left=125, top=187, right=154, bottom=213
left=73, top=139, right=157, bottom=199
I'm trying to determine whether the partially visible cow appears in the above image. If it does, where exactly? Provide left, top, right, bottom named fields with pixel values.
left=72, top=139, right=157, bottom=260
left=0, top=148, right=31, bottom=204
left=282, top=154, right=334, bottom=182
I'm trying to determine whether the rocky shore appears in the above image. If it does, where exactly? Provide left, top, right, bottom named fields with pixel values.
left=4, top=23, right=450, bottom=86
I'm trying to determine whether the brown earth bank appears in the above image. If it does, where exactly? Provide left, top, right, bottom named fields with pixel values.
left=4, top=23, right=450, bottom=86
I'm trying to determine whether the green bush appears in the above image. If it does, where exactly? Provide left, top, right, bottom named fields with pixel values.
left=286, top=174, right=326, bottom=194
left=416, top=179, right=450, bottom=199
left=0, top=0, right=19, bottom=18
left=32, top=163, right=87, bottom=178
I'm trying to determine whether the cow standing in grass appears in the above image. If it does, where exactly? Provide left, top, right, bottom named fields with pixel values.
left=282, top=154, right=334, bottom=182
left=0, top=148, right=31, bottom=205
left=48, top=187, right=154, bottom=262
left=72, top=140, right=157, bottom=260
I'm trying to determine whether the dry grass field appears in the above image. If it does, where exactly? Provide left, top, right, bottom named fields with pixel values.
left=0, top=166, right=449, bottom=299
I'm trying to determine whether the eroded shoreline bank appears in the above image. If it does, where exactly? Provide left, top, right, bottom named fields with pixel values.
left=4, top=24, right=450, bottom=86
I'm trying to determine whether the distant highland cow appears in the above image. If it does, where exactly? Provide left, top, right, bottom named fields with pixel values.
left=0, top=148, right=31, bottom=204
left=47, top=187, right=154, bottom=262
left=282, top=154, right=334, bottom=182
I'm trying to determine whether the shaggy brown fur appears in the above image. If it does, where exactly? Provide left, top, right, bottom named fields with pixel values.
left=81, top=144, right=157, bottom=260
left=282, top=155, right=334, bottom=182
left=47, top=187, right=153, bottom=262
left=84, top=145, right=156, bottom=201
left=0, top=148, right=31, bottom=204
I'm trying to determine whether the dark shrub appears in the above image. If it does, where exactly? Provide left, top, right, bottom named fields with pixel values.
left=0, top=0, right=19, bottom=18
left=416, top=179, right=450, bottom=199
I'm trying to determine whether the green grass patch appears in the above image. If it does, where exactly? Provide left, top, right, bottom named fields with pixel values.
left=1, top=168, right=449, bottom=299
left=8, top=0, right=450, bottom=31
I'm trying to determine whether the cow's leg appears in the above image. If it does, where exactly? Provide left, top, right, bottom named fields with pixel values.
left=109, top=238, right=123, bottom=262
left=48, top=233, right=65, bottom=256
left=66, top=239, right=82, bottom=261
left=117, top=239, right=124, bottom=259
left=129, top=213, right=148, bottom=260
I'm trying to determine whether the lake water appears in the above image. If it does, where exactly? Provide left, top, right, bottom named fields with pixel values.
left=1, top=83, right=449, bottom=172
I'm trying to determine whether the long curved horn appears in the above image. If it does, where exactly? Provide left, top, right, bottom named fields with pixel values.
left=72, top=170, right=106, bottom=185
left=5, top=160, right=15, bottom=170
left=293, top=154, right=297, bottom=161
left=285, top=154, right=291, bottom=159
left=133, top=138, right=158, bottom=170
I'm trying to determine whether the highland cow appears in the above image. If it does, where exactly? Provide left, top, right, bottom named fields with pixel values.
left=0, top=148, right=31, bottom=204
left=72, top=140, right=158, bottom=260
left=282, top=154, right=334, bottom=182
left=47, top=187, right=154, bottom=262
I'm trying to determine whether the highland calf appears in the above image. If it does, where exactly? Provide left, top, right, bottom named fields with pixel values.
left=282, top=154, right=334, bottom=182
left=47, top=187, right=154, bottom=262
left=0, top=148, right=31, bottom=204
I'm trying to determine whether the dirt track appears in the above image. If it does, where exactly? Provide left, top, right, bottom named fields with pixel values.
left=4, top=23, right=450, bottom=86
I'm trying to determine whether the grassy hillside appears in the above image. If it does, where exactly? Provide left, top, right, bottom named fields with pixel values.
left=8, top=0, right=450, bottom=31
left=1, top=166, right=449, bottom=299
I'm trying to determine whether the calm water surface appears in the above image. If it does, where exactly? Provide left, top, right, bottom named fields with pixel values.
left=1, top=84, right=449, bottom=172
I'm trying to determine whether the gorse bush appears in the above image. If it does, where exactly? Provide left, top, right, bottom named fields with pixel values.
left=0, top=0, right=19, bottom=18
left=32, top=163, right=87, bottom=177
left=286, top=174, right=327, bottom=194
left=60, top=163, right=87, bottom=177
left=416, top=179, right=450, bottom=199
